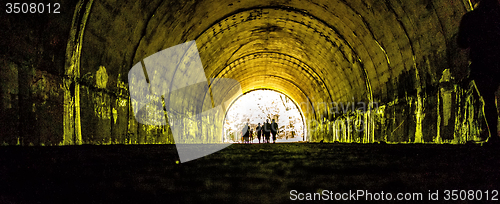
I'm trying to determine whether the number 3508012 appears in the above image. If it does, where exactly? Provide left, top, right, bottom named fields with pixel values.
left=6, top=3, right=60, bottom=14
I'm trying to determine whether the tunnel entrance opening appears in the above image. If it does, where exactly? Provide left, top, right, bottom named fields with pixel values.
left=223, top=89, right=306, bottom=143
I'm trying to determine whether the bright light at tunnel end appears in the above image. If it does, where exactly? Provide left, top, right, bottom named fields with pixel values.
left=223, top=90, right=306, bottom=144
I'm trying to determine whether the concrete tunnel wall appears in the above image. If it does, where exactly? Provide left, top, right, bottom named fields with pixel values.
left=0, top=0, right=490, bottom=145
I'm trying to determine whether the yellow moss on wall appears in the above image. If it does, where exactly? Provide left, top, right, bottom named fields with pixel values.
left=96, top=66, right=108, bottom=89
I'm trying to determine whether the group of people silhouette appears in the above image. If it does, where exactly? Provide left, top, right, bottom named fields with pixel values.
left=241, top=119, right=279, bottom=143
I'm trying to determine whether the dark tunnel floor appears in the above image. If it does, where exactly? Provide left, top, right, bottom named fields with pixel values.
left=0, top=143, right=499, bottom=203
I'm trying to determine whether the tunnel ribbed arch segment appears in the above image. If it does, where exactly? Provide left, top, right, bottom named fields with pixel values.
left=112, top=0, right=470, bottom=109
left=209, top=58, right=320, bottom=122
left=195, top=6, right=374, bottom=105
left=80, top=0, right=470, bottom=106
left=212, top=52, right=333, bottom=102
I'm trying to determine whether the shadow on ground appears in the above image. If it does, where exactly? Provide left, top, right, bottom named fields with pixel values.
left=0, top=143, right=499, bottom=203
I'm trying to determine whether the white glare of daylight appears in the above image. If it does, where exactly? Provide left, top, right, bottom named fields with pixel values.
left=223, top=90, right=304, bottom=143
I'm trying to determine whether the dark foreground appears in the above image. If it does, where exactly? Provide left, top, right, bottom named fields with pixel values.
left=0, top=143, right=499, bottom=203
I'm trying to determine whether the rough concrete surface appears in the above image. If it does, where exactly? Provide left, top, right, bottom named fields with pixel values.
left=1, top=143, right=499, bottom=203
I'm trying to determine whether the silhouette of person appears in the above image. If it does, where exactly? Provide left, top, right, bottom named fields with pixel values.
left=458, top=0, right=500, bottom=143
left=246, top=124, right=251, bottom=144
left=256, top=123, right=263, bottom=143
left=249, top=127, right=254, bottom=143
left=271, top=119, right=279, bottom=143
left=242, top=123, right=250, bottom=144
left=263, top=119, right=271, bottom=143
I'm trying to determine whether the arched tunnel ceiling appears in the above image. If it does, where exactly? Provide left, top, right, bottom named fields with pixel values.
left=81, top=0, right=470, bottom=120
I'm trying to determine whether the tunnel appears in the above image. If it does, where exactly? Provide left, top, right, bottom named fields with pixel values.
left=4, top=0, right=500, bottom=203
left=0, top=0, right=491, bottom=145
